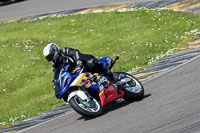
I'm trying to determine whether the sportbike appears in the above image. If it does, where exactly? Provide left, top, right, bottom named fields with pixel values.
left=54, top=56, right=144, bottom=117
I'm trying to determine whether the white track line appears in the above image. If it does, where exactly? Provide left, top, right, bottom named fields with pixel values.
left=17, top=110, right=75, bottom=133
left=143, top=54, right=200, bottom=84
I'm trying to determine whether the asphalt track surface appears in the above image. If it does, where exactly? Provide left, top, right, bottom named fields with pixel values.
left=0, top=0, right=155, bottom=21
left=18, top=56, right=200, bottom=133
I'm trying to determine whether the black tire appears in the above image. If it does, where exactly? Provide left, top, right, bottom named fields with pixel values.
left=69, top=95, right=103, bottom=118
left=115, top=72, right=144, bottom=102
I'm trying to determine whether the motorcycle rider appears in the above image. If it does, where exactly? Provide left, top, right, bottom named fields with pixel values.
left=43, top=43, right=119, bottom=91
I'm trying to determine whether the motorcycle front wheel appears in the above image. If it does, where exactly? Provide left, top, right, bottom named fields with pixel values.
left=69, top=95, right=103, bottom=118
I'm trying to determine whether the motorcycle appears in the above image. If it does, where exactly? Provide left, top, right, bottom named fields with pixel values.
left=53, top=56, right=144, bottom=117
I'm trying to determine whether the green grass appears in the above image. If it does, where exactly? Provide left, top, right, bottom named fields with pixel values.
left=0, top=9, right=199, bottom=129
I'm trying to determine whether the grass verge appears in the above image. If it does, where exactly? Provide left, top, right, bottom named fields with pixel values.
left=0, top=9, right=199, bottom=129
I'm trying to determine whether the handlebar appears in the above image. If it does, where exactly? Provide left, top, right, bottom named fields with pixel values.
left=71, top=67, right=81, bottom=75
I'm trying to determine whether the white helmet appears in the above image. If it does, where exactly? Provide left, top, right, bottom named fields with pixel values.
left=43, top=43, right=60, bottom=65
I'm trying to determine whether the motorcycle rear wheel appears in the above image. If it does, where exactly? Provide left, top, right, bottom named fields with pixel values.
left=116, top=72, right=144, bottom=101
left=69, top=95, right=103, bottom=118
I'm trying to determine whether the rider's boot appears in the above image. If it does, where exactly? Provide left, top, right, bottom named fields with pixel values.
left=112, top=83, right=122, bottom=94
left=104, top=70, right=121, bottom=94
left=104, top=69, right=118, bottom=82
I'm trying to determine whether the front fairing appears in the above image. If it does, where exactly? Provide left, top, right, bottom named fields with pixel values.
left=54, top=66, right=75, bottom=99
left=54, top=57, right=111, bottom=99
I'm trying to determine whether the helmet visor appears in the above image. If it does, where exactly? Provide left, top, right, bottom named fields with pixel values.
left=46, top=53, right=54, bottom=62
left=49, top=52, right=60, bottom=65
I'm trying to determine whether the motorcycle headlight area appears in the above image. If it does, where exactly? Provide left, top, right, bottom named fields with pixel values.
left=60, top=77, right=71, bottom=87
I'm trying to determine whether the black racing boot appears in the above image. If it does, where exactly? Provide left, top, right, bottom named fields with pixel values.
left=104, top=70, right=121, bottom=94
left=112, top=72, right=120, bottom=83
left=104, top=69, right=119, bottom=82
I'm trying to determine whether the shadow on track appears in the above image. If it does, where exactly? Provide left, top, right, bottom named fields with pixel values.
left=77, top=93, right=152, bottom=121
left=0, top=0, right=27, bottom=6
